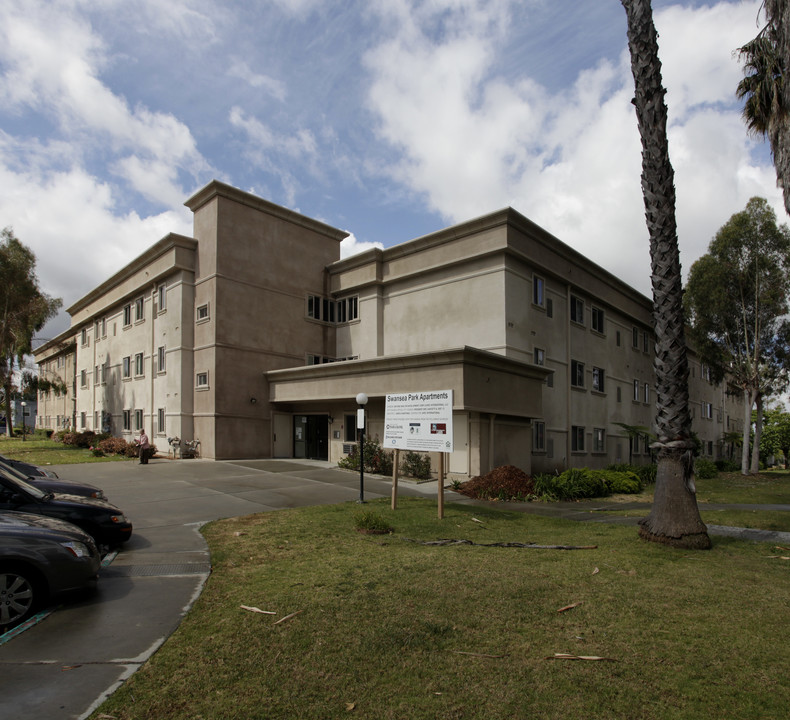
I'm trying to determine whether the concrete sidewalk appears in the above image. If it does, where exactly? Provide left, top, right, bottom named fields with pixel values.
left=1, top=457, right=787, bottom=720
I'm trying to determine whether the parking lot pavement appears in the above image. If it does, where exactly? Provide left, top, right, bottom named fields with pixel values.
left=0, top=457, right=433, bottom=720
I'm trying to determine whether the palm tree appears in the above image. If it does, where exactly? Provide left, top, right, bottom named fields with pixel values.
left=737, top=1, right=790, bottom=216
left=620, top=0, right=710, bottom=549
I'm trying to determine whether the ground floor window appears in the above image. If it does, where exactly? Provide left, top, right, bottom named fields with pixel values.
left=593, top=427, right=606, bottom=453
left=123, top=409, right=131, bottom=431
left=571, top=425, right=585, bottom=452
left=533, top=421, right=545, bottom=452
left=135, top=409, right=143, bottom=431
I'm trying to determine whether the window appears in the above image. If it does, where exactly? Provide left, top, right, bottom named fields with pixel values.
left=94, top=411, right=99, bottom=430
left=571, top=426, right=585, bottom=452
left=617, top=386, right=622, bottom=402
left=135, top=352, right=144, bottom=376
left=633, top=379, right=640, bottom=401
left=546, top=372, right=554, bottom=388
left=533, top=421, right=546, bottom=451
left=592, top=307, right=605, bottom=334
left=593, top=428, right=606, bottom=453
left=123, top=304, right=132, bottom=326
left=632, top=327, right=639, bottom=348
left=644, top=383, right=650, bottom=403
left=196, top=372, right=209, bottom=389
left=101, top=318, right=106, bottom=337
left=157, top=408, right=166, bottom=434
left=345, top=296, right=359, bottom=322
left=135, top=297, right=144, bottom=321
left=309, top=295, right=359, bottom=323
left=592, top=366, right=605, bottom=393
left=80, top=369, right=87, bottom=388
left=307, top=295, right=320, bottom=320
left=571, top=359, right=585, bottom=388
left=135, top=409, right=143, bottom=431
left=546, top=298, right=553, bottom=318
left=157, top=346, right=166, bottom=373
left=632, top=434, right=640, bottom=455
left=707, top=441, right=714, bottom=456
left=702, top=401, right=713, bottom=419
left=701, top=364, right=711, bottom=382
left=643, top=331, right=649, bottom=353
left=534, top=347, right=545, bottom=366
left=123, top=410, right=131, bottom=431
left=533, top=275, right=545, bottom=307
left=122, top=356, right=131, bottom=379
left=81, top=328, right=87, bottom=346
left=344, top=414, right=356, bottom=442
left=94, top=365, right=99, bottom=383
left=80, top=412, right=86, bottom=429
left=570, top=295, right=584, bottom=324
left=196, top=304, right=210, bottom=322
left=157, top=283, right=166, bottom=312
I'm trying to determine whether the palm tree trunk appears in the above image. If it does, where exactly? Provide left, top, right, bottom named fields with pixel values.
left=742, top=387, right=755, bottom=474
left=621, top=0, right=710, bottom=549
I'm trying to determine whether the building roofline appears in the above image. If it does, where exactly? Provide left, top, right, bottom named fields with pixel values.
left=329, top=206, right=651, bottom=310
left=66, top=233, right=197, bottom=316
left=184, top=180, right=350, bottom=243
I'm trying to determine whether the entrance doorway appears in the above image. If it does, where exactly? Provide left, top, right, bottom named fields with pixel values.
left=293, top=415, right=329, bottom=460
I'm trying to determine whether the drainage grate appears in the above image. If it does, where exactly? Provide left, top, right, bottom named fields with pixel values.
left=101, top=563, right=211, bottom=578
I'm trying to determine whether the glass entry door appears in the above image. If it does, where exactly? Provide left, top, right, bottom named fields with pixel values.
left=293, top=415, right=329, bottom=460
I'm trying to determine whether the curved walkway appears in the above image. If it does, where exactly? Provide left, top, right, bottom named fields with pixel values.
left=0, top=458, right=787, bottom=720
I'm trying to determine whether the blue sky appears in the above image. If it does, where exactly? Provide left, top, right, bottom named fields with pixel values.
left=0, top=0, right=782, bottom=343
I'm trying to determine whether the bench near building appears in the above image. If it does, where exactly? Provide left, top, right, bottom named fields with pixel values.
left=34, top=180, right=742, bottom=477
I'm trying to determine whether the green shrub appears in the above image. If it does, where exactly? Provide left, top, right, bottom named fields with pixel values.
left=601, top=469, right=642, bottom=494
left=338, top=437, right=393, bottom=475
left=353, top=510, right=394, bottom=534
left=532, top=473, right=559, bottom=500
left=715, top=459, right=740, bottom=472
left=549, top=468, right=607, bottom=500
left=401, top=451, right=432, bottom=480
left=694, top=458, right=718, bottom=479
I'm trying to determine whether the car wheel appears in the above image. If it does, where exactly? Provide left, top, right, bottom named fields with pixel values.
left=0, top=568, right=39, bottom=628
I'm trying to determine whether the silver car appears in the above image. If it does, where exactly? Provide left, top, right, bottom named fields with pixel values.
left=0, top=511, right=101, bottom=630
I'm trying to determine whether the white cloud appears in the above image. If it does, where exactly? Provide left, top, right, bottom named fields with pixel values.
left=340, top=232, right=384, bottom=260
left=227, top=60, right=286, bottom=100
left=363, top=0, right=784, bottom=296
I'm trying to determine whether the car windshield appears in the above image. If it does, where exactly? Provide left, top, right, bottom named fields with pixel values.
left=0, top=465, right=48, bottom=500
left=0, top=459, right=32, bottom=482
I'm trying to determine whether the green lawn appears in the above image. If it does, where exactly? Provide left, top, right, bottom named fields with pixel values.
left=92, top=498, right=790, bottom=720
left=0, top=434, right=132, bottom=465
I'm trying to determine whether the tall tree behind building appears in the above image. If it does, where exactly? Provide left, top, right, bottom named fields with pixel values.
left=0, top=228, right=61, bottom=435
left=684, top=197, right=790, bottom=474
left=620, top=0, right=710, bottom=549
left=737, top=0, right=790, bottom=215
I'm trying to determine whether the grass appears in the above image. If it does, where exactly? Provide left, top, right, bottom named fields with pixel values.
left=0, top=434, right=132, bottom=465
left=92, top=497, right=790, bottom=720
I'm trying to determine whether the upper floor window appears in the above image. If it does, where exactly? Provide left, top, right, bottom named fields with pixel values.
left=157, top=346, right=166, bottom=373
left=643, top=331, right=650, bottom=353
left=632, top=327, right=639, bottom=348
left=534, top=348, right=545, bottom=366
left=571, top=359, right=585, bottom=388
left=570, top=296, right=584, bottom=325
left=135, top=352, right=144, bottom=376
left=702, top=401, right=713, bottom=419
left=122, top=356, right=131, bottom=379
left=644, top=383, right=650, bottom=403
left=701, top=364, right=712, bottom=382
left=592, top=366, right=605, bottom=393
left=135, top=297, right=144, bottom=322
left=196, top=303, right=210, bottom=322
left=633, top=379, right=640, bottom=401
left=571, top=425, right=585, bottom=452
left=533, top=276, right=545, bottom=307
left=123, top=304, right=132, bottom=327
left=81, top=328, right=88, bottom=346
left=307, top=295, right=359, bottom=324
left=157, top=283, right=167, bottom=312
left=591, top=306, right=605, bottom=334
left=196, top=371, right=209, bottom=389
left=80, top=369, right=87, bottom=388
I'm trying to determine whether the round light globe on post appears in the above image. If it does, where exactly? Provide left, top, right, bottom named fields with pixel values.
left=20, top=401, right=27, bottom=442
left=356, top=393, right=368, bottom=503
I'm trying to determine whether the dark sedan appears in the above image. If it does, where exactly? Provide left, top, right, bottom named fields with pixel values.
left=0, top=454, right=58, bottom=478
left=0, top=469, right=132, bottom=549
left=0, top=458, right=106, bottom=500
left=0, top=511, right=101, bottom=629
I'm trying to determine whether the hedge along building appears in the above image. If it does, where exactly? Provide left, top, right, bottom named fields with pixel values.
left=34, top=180, right=741, bottom=475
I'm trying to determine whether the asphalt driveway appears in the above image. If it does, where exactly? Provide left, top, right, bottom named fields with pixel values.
left=0, top=457, right=430, bottom=720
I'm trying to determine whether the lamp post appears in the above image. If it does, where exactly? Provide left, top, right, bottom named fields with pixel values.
left=20, top=401, right=26, bottom=442
left=356, top=392, right=368, bottom=503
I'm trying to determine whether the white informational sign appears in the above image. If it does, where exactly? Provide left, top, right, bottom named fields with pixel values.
left=384, top=390, right=453, bottom=453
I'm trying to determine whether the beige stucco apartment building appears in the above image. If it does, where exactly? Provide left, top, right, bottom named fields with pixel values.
left=34, top=180, right=742, bottom=477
